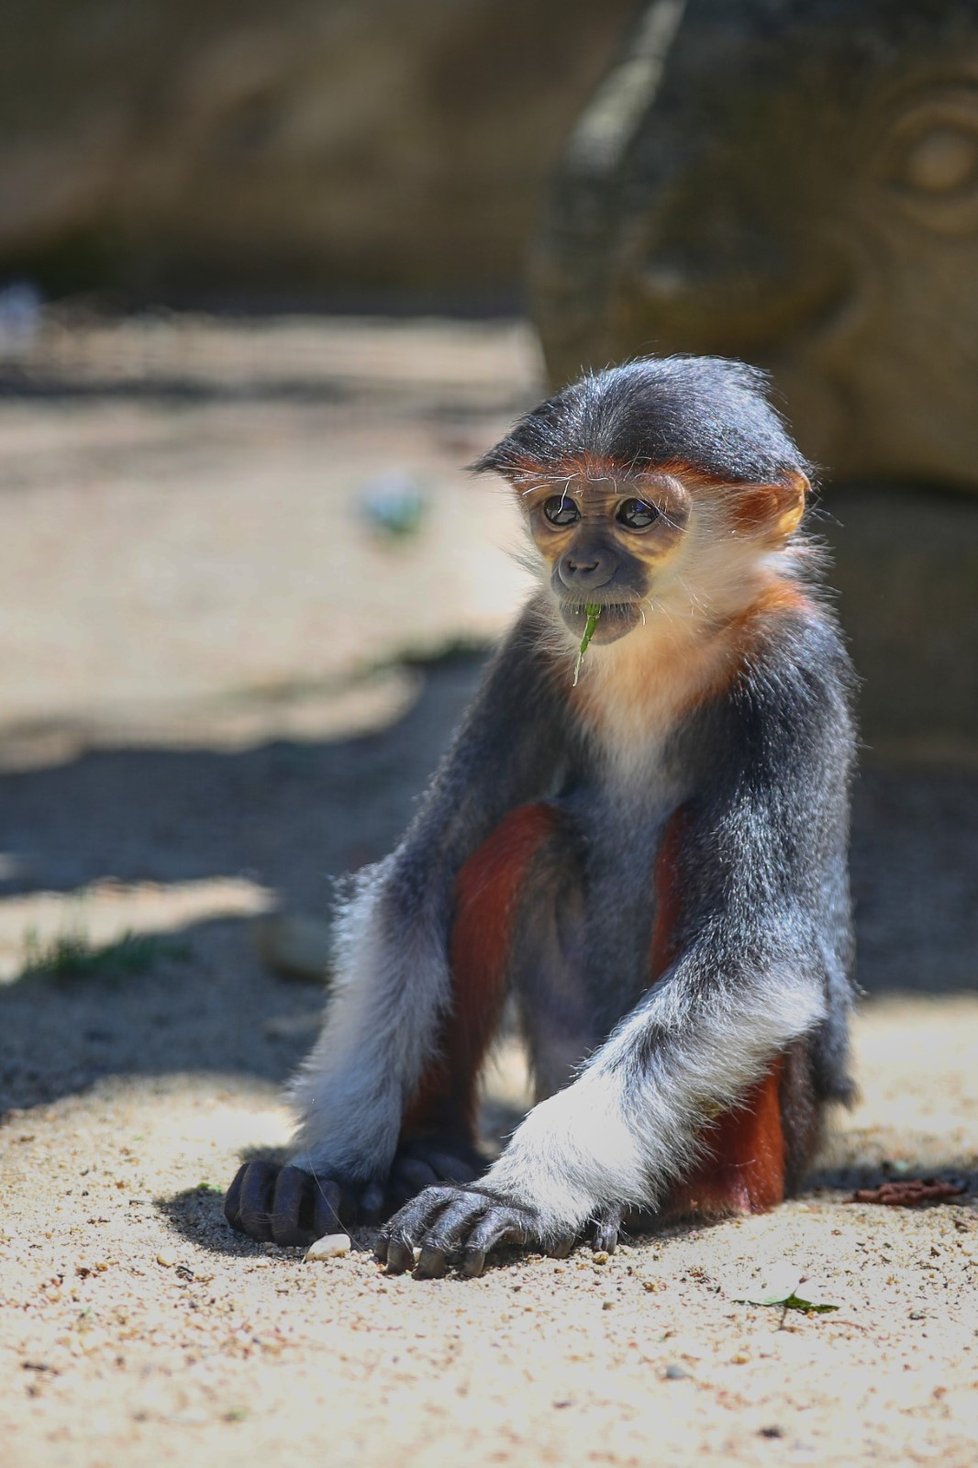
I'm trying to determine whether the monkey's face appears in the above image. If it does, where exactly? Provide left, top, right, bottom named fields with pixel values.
left=522, top=469, right=691, bottom=645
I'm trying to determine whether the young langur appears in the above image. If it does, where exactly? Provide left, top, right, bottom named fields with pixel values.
left=225, top=357, right=856, bottom=1276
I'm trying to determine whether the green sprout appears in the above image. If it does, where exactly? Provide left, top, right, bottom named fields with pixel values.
left=572, top=604, right=602, bottom=687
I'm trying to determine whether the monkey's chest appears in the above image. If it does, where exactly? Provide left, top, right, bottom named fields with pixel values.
left=561, top=777, right=684, bottom=1023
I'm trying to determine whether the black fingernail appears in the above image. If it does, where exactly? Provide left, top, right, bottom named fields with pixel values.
left=416, top=1246, right=447, bottom=1279
left=385, top=1240, right=413, bottom=1275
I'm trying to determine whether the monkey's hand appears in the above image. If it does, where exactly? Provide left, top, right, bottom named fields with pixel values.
left=223, top=1161, right=373, bottom=1247
left=224, top=1137, right=486, bottom=1248
left=375, top=1185, right=625, bottom=1277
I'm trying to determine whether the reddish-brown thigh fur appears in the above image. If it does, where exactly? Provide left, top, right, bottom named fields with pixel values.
left=401, top=804, right=558, bottom=1142
left=666, top=1062, right=787, bottom=1219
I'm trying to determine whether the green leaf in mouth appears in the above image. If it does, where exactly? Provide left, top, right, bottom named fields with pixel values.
left=572, top=604, right=602, bottom=687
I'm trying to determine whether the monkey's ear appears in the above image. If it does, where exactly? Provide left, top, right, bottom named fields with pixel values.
left=733, top=470, right=809, bottom=543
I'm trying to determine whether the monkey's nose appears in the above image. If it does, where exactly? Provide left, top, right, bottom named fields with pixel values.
left=558, top=551, right=615, bottom=590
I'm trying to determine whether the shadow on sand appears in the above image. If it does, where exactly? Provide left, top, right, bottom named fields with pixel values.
left=1, top=653, right=975, bottom=1223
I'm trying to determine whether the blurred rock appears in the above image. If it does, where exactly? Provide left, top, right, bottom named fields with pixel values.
left=253, top=913, right=333, bottom=983
left=262, top=1011, right=324, bottom=1040
left=0, top=0, right=634, bottom=305
left=533, top=0, right=978, bottom=492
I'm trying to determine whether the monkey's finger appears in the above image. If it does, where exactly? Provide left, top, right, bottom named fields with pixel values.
left=311, top=1177, right=345, bottom=1238
left=377, top=1186, right=458, bottom=1273
left=414, top=1195, right=492, bottom=1278
left=269, top=1165, right=315, bottom=1247
left=545, top=1234, right=575, bottom=1259
left=408, top=1192, right=487, bottom=1262
left=460, top=1210, right=526, bottom=1278
left=591, top=1224, right=618, bottom=1254
left=374, top=1226, right=422, bottom=1275
left=223, top=1164, right=248, bottom=1232
left=415, top=1244, right=450, bottom=1279
left=374, top=1208, right=422, bottom=1268
left=591, top=1205, right=623, bottom=1254
left=380, top=1235, right=415, bottom=1274
left=236, top=1161, right=278, bottom=1242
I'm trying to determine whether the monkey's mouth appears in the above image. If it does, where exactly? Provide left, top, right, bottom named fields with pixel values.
left=560, top=602, right=642, bottom=645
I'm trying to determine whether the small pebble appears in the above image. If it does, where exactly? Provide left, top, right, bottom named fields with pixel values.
left=592, top=1250, right=610, bottom=1265
left=156, top=1251, right=176, bottom=1268
left=305, top=1233, right=352, bottom=1262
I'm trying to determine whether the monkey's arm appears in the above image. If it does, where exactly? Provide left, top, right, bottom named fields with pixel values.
left=378, top=619, right=855, bottom=1274
left=225, top=603, right=569, bottom=1243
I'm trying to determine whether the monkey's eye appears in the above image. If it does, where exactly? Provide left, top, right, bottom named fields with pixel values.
left=616, top=498, right=659, bottom=530
left=542, top=496, right=580, bottom=527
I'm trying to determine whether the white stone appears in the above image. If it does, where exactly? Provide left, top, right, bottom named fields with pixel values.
left=304, top=1232, right=352, bottom=1261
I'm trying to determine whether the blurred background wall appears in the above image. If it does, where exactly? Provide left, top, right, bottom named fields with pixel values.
left=0, top=0, right=635, bottom=308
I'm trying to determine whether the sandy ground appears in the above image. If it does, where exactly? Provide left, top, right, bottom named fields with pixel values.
left=0, top=315, right=976, bottom=1468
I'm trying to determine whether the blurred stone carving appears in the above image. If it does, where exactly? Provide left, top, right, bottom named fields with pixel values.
left=532, top=0, right=978, bottom=491
left=0, top=0, right=634, bottom=304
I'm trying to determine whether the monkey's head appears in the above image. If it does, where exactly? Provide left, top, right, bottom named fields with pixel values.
left=474, top=357, right=812, bottom=645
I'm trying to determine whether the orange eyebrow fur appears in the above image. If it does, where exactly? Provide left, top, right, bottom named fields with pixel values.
left=508, top=455, right=692, bottom=516
left=507, top=455, right=806, bottom=514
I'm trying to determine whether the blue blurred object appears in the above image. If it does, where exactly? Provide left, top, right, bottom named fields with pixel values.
left=0, top=280, right=43, bottom=355
left=359, top=472, right=427, bottom=538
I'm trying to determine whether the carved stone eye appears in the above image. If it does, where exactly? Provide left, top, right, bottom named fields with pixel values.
left=884, top=91, right=978, bottom=233
left=542, top=495, right=580, bottom=526
left=903, top=126, right=978, bottom=194
left=616, top=498, right=659, bottom=529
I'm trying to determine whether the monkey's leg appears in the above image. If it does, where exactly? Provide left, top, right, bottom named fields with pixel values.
left=641, top=812, right=816, bottom=1222
left=638, top=807, right=785, bottom=1219
left=664, top=1061, right=787, bottom=1218
left=225, top=803, right=561, bottom=1246
left=386, top=802, right=562, bottom=1212
left=664, top=1039, right=824, bottom=1219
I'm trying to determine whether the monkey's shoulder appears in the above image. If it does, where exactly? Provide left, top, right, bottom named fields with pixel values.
left=683, top=599, right=856, bottom=799
left=731, top=597, right=856, bottom=722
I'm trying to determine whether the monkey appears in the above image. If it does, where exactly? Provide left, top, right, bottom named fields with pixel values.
left=224, top=355, right=856, bottom=1277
